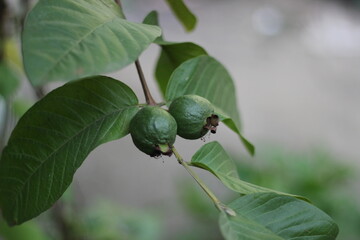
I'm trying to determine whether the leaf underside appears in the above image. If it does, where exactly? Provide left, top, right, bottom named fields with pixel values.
left=0, top=76, right=139, bottom=225
left=165, top=56, right=254, bottom=155
left=219, top=193, right=339, bottom=240
left=22, top=0, right=161, bottom=86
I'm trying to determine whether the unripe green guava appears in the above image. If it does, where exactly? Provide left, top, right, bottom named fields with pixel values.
left=169, top=95, right=219, bottom=140
left=129, top=106, right=177, bottom=157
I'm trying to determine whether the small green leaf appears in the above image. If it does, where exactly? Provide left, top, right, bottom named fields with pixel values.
left=0, top=62, right=20, bottom=99
left=219, top=193, right=339, bottom=240
left=22, top=0, right=161, bottom=86
left=142, top=11, right=164, bottom=45
left=0, top=76, right=139, bottom=225
left=166, top=56, right=254, bottom=155
left=165, top=0, right=197, bottom=32
left=191, top=142, right=307, bottom=201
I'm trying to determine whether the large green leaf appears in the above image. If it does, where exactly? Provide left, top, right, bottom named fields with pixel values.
left=191, top=142, right=307, bottom=201
left=219, top=193, right=339, bottom=240
left=0, top=76, right=139, bottom=225
left=155, top=42, right=207, bottom=95
left=0, top=62, right=20, bottom=99
left=22, top=0, right=161, bottom=86
left=165, top=0, right=197, bottom=32
left=166, top=56, right=254, bottom=155
left=142, top=11, right=207, bottom=96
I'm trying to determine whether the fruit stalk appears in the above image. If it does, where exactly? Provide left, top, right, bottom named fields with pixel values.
left=172, top=147, right=236, bottom=216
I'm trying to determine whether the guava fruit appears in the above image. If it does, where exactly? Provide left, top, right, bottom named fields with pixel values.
left=129, top=106, right=177, bottom=157
left=169, top=95, right=219, bottom=139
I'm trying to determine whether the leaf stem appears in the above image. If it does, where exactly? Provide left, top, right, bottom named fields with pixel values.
left=113, top=0, right=157, bottom=106
left=135, top=59, right=157, bottom=106
left=171, top=146, right=236, bottom=216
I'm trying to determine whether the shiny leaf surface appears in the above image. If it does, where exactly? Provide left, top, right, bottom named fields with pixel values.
left=0, top=76, right=139, bottom=224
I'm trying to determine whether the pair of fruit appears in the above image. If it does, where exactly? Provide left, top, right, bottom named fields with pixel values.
left=129, top=95, right=219, bottom=157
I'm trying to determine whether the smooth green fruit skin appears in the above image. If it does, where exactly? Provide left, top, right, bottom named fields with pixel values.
left=130, top=106, right=177, bottom=156
left=169, top=95, right=214, bottom=139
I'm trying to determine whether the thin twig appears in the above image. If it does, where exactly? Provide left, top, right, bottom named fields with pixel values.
left=171, top=146, right=236, bottom=216
left=135, top=59, right=157, bottom=105
left=113, top=0, right=156, bottom=106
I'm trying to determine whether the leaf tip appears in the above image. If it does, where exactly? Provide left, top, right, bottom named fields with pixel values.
left=240, top=135, right=255, bottom=156
left=143, top=10, right=159, bottom=26
left=184, top=16, right=197, bottom=32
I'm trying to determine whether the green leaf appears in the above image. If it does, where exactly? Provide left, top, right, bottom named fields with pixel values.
left=215, top=110, right=255, bottom=155
left=165, top=0, right=197, bottom=32
left=156, top=42, right=207, bottom=95
left=22, top=0, right=161, bottom=86
left=142, top=11, right=161, bottom=27
left=142, top=11, right=207, bottom=96
left=0, top=62, right=20, bottom=99
left=219, top=192, right=339, bottom=240
left=142, top=11, right=164, bottom=45
left=0, top=76, right=139, bottom=225
left=191, top=142, right=308, bottom=201
left=166, top=56, right=254, bottom=155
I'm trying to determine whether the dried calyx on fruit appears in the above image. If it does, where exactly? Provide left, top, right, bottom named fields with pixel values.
left=169, top=95, right=219, bottom=140
left=130, top=106, right=177, bottom=157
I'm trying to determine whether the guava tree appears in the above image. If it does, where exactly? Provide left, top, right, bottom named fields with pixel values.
left=0, top=0, right=339, bottom=239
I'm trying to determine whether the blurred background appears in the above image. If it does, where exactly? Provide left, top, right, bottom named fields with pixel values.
left=1, top=0, right=360, bottom=239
